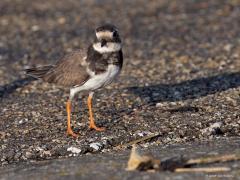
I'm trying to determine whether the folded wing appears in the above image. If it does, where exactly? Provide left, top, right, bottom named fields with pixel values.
left=26, top=50, right=90, bottom=87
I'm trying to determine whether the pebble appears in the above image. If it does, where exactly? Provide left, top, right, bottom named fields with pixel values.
left=31, top=25, right=40, bottom=32
left=67, top=147, right=81, bottom=154
left=89, top=143, right=102, bottom=151
left=201, top=122, right=223, bottom=136
left=25, top=151, right=33, bottom=159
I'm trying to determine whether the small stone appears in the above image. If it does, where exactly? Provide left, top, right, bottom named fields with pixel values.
left=36, top=147, right=44, bottom=152
left=58, top=17, right=66, bottom=24
left=137, top=131, right=150, bottom=137
left=156, top=103, right=165, bottom=107
left=31, top=25, right=40, bottom=31
left=1, top=19, right=8, bottom=26
left=89, top=142, right=102, bottom=151
left=223, top=44, right=232, bottom=52
left=43, top=150, right=51, bottom=156
left=201, top=122, right=223, bottom=136
left=6, top=150, right=15, bottom=161
left=25, top=151, right=33, bottom=159
left=0, top=131, right=7, bottom=138
left=14, top=152, right=22, bottom=160
left=67, top=147, right=81, bottom=154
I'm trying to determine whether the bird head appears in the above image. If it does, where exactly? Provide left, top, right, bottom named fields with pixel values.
left=93, top=24, right=122, bottom=53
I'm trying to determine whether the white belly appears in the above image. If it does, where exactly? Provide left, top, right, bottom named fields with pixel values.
left=73, top=65, right=120, bottom=93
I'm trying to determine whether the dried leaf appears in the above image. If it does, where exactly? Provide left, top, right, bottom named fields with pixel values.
left=126, top=145, right=160, bottom=171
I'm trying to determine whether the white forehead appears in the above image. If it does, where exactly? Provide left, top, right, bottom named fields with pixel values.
left=96, top=31, right=113, bottom=39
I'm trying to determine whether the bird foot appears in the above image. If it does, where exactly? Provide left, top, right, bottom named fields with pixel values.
left=89, top=124, right=105, bottom=131
left=67, top=129, right=79, bottom=137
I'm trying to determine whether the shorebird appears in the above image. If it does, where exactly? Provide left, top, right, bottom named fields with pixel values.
left=26, top=24, right=123, bottom=137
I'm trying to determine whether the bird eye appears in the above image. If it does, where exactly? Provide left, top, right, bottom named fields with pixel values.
left=113, top=31, right=117, bottom=37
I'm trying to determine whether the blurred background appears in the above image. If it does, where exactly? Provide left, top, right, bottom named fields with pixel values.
left=0, top=0, right=239, bottom=85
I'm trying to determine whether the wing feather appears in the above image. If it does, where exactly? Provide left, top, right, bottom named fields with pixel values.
left=43, top=50, right=89, bottom=87
left=26, top=50, right=90, bottom=87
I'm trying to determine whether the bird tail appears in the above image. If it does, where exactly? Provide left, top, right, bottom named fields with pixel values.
left=25, top=65, right=54, bottom=79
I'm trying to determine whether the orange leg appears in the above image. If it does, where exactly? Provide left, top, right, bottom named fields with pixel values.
left=87, top=94, right=105, bottom=131
left=66, top=100, right=79, bottom=137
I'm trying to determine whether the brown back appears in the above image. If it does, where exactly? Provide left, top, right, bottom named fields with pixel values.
left=43, top=50, right=89, bottom=87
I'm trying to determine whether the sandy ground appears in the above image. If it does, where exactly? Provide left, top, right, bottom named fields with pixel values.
left=0, top=0, right=240, bottom=178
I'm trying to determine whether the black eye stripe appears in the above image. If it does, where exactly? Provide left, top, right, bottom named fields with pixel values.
left=113, top=31, right=117, bottom=37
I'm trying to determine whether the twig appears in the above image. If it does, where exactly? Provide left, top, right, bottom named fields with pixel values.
left=175, top=167, right=231, bottom=173
left=119, top=133, right=160, bottom=148
left=186, top=153, right=240, bottom=165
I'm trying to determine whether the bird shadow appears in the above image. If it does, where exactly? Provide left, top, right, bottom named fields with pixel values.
left=124, top=72, right=240, bottom=106
left=0, top=77, right=34, bottom=98
left=1, top=72, right=240, bottom=108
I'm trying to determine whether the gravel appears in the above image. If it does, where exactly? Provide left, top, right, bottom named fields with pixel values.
left=1, top=138, right=240, bottom=179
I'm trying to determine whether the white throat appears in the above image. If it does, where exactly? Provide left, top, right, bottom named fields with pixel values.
left=93, top=42, right=121, bottom=53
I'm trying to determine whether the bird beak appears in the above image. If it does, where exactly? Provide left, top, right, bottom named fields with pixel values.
left=101, top=39, right=107, bottom=47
